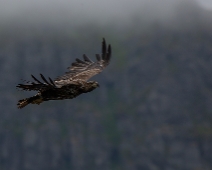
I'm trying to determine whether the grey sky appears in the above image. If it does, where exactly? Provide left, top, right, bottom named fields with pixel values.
left=0, top=0, right=211, bottom=27
left=198, top=0, right=212, bottom=9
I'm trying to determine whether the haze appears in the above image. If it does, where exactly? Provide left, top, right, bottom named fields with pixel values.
left=0, top=0, right=212, bottom=28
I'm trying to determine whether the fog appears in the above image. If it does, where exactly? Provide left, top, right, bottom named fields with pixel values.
left=0, top=0, right=211, bottom=29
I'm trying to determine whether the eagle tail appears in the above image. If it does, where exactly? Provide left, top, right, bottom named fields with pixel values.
left=17, top=95, right=43, bottom=109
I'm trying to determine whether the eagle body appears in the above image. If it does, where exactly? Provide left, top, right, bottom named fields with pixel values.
left=17, top=81, right=99, bottom=108
left=40, top=81, right=99, bottom=101
left=17, top=38, right=111, bottom=108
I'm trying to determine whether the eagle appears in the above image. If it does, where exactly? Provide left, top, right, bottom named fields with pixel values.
left=17, top=38, right=111, bottom=109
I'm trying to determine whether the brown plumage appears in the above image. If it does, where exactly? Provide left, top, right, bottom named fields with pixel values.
left=17, top=38, right=111, bottom=108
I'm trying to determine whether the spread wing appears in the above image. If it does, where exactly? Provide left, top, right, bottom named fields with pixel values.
left=54, top=38, right=111, bottom=86
left=16, top=38, right=111, bottom=91
left=17, top=74, right=57, bottom=92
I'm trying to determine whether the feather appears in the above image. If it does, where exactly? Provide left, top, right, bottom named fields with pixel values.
left=106, top=44, right=112, bottom=61
left=49, top=77, right=56, bottom=86
left=76, top=58, right=86, bottom=64
left=102, top=38, right=106, bottom=60
left=40, top=74, right=51, bottom=85
left=31, top=74, right=43, bottom=84
left=83, top=54, right=92, bottom=62
left=96, top=54, right=101, bottom=61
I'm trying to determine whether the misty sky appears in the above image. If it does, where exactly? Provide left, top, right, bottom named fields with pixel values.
left=199, top=0, right=212, bottom=9
left=0, top=0, right=211, bottom=16
left=0, top=0, right=211, bottom=27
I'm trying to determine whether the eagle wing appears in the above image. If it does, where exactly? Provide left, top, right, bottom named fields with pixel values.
left=54, top=38, right=111, bottom=86
left=17, top=74, right=56, bottom=92
left=16, top=38, right=111, bottom=91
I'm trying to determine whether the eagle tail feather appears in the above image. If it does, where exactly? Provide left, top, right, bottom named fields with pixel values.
left=17, top=95, right=43, bottom=109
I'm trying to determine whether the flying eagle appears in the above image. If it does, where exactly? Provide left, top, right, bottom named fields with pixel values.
left=17, top=38, right=111, bottom=108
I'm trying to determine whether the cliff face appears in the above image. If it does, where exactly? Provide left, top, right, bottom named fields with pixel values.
left=1, top=3, right=212, bottom=170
